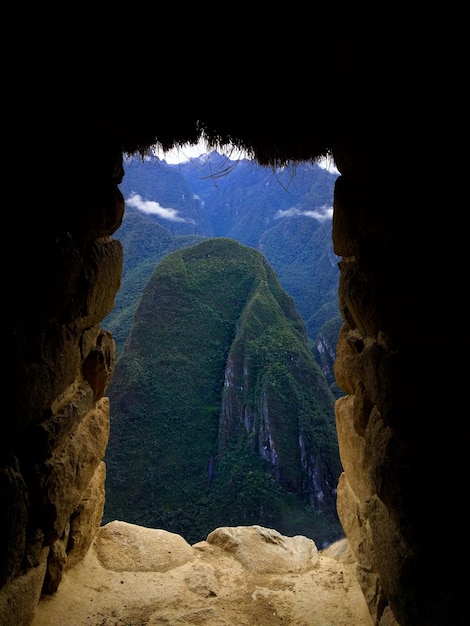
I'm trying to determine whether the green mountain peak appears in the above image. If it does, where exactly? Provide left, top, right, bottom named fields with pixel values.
left=104, top=238, right=343, bottom=546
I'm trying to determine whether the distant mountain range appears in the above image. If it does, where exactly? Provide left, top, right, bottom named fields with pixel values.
left=105, top=150, right=341, bottom=393
left=104, top=238, right=343, bottom=546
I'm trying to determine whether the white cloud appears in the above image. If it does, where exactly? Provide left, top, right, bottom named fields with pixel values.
left=275, top=205, right=333, bottom=222
left=126, top=193, right=195, bottom=224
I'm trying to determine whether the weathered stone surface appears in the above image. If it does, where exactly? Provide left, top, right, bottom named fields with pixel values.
left=53, top=239, right=123, bottom=328
left=0, top=458, right=29, bottom=586
left=364, top=406, right=397, bottom=500
left=205, top=525, right=319, bottom=574
left=183, top=561, right=218, bottom=597
left=42, top=460, right=108, bottom=593
left=366, top=494, right=407, bottom=621
left=81, top=239, right=123, bottom=327
left=38, top=397, right=110, bottom=543
left=80, top=325, right=102, bottom=362
left=32, top=526, right=371, bottom=626
left=42, top=537, right=67, bottom=594
left=336, top=472, right=373, bottom=570
left=379, top=605, right=400, bottom=626
left=337, top=262, right=378, bottom=338
left=356, top=565, right=384, bottom=624
left=10, top=322, right=84, bottom=445
left=334, top=324, right=359, bottom=396
left=82, top=329, right=116, bottom=401
left=0, top=548, right=48, bottom=626
left=66, top=461, right=107, bottom=570
left=335, top=394, right=373, bottom=501
left=24, top=381, right=94, bottom=461
left=321, top=536, right=355, bottom=564
left=94, top=520, right=195, bottom=572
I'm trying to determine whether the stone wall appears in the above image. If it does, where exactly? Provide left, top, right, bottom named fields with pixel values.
left=331, top=151, right=467, bottom=626
left=0, top=145, right=124, bottom=626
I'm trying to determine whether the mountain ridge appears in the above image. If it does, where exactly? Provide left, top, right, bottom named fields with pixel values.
left=104, top=238, right=343, bottom=546
left=106, top=151, right=341, bottom=392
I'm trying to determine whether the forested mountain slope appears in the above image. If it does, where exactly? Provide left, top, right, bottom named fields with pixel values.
left=104, top=205, right=206, bottom=355
left=104, top=239, right=343, bottom=546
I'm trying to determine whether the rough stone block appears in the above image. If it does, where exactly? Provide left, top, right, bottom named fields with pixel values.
left=0, top=548, right=48, bottom=626
left=38, top=398, right=110, bottom=543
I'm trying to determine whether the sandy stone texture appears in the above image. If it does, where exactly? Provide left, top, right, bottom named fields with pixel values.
left=32, top=521, right=371, bottom=626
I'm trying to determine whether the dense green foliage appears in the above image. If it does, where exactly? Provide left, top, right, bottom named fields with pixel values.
left=259, top=214, right=339, bottom=341
left=103, top=208, right=207, bottom=356
left=104, top=239, right=343, bottom=546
